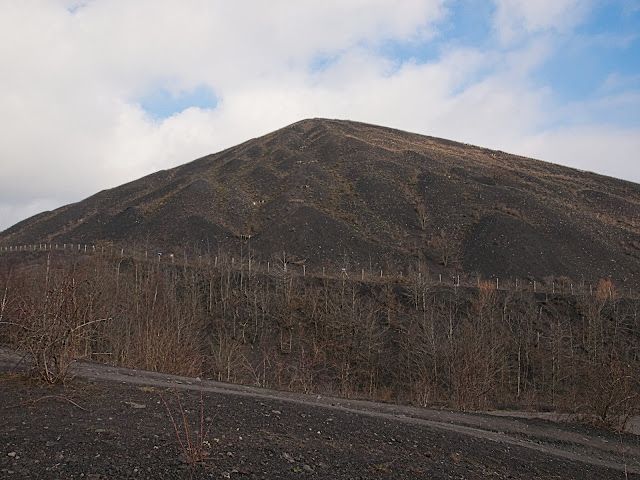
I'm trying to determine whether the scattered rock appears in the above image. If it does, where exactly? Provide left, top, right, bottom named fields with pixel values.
left=0, top=350, right=636, bottom=479
left=282, top=452, right=295, bottom=464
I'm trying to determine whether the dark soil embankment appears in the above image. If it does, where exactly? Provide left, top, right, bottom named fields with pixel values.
left=3, top=118, right=640, bottom=286
left=1, top=350, right=639, bottom=479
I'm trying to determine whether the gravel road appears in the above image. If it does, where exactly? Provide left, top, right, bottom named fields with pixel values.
left=1, top=348, right=638, bottom=479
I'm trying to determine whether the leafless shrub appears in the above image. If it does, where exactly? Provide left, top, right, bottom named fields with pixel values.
left=415, top=204, right=430, bottom=230
left=159, top=386, right=212, bottom=468
left=430, top=228, right=462, bottom=267
left=494, top=203, right=522, bottom=218
left=13, top=277, right=107, bottom=383
left=573, top=358, right=639, bottom=432
left=1, top=249, right=638, bottom=430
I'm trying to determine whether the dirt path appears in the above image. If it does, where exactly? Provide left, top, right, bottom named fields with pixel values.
left=2, top=348, right=639, bottom=479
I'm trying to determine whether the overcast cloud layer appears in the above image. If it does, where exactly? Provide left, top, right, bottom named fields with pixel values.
left=1, top=0, right=639, bottom=231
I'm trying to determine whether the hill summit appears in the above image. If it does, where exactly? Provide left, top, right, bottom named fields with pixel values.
left=2, top=118, right=640, bottom=285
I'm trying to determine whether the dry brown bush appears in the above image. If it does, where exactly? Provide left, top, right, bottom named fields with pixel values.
left=0, top=251, right=638, bottom=430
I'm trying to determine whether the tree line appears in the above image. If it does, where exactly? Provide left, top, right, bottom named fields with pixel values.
left=1, top=242, right=628, bottom=298
left=0, top=251, right=638, bottom=430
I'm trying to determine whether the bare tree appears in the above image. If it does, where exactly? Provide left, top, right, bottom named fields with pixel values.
left=430, top=228, right=462, bottom=267
left=416, top=204, right=430, bottom=231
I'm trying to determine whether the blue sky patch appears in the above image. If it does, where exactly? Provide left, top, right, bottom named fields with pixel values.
left=309, top=53, right=340, bottom=74
left=531, top=2, right=640, bottom=105
left=67, top=3, right=87, bottom=14
left=436, top=0, right=495, bottom=50
left=378, top=0, right=494, bottom=65
left=140, top=85, right=218, bottom=120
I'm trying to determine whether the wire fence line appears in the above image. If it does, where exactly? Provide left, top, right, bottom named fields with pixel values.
left=0, top=241, right=637, bottom=299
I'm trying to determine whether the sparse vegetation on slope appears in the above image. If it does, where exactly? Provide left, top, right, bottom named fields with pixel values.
left=2, top=118, right=640, bottom=286
left=1, top=250, right=638, bottom=430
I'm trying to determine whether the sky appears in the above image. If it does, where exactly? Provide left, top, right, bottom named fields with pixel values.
left=0, top=0, right=639, bottom=231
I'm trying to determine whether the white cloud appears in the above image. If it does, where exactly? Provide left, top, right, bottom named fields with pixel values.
left=492, top=0, right=591, bottom=44
left=515, top=127, right=640, bottom=183
left=600, top=72, right=640, bottom=94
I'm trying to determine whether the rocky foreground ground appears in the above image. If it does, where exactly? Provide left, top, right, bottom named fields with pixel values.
left=1, top=349, right=638, bottom=479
